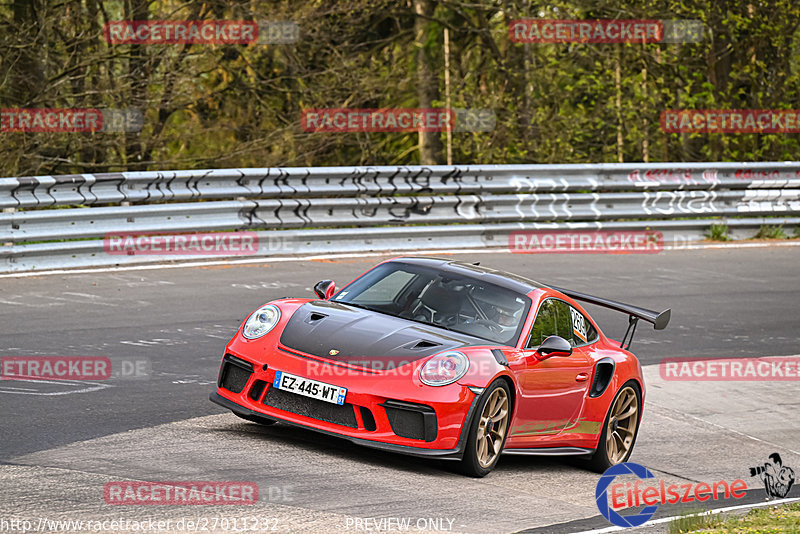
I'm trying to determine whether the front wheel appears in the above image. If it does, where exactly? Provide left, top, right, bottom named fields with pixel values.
left=586, top=381, right=641, bottom=473
left=459, top=380, right=511, bottom=477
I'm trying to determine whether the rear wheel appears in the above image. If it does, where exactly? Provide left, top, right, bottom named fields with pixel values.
left=587, top=381, right=641, bottom=473
left=459, top=380, right=511, bottom=477
left=233, top=411, right=277, bottom=426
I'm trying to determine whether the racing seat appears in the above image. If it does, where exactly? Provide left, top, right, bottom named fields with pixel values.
left=413, top=283, right=463, bottom=324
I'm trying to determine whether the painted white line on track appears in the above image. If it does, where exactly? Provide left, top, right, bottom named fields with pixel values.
left=2, top=249, right=491, bottom=278
left=663, top=241, right=800, bottom=250
left=0, top=378, right=111, bottom=396
left=571, top=496, right=800, bottom=534
left=642, top=354, right=800, bottom=457
left=647, top=401, right=800, bottom=458
left=1, top=240, right=799, bottom=279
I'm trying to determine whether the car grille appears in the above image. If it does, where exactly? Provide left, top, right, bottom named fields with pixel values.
left=263, top=386, right=357, bottom=428
left=381, top=400, right=437, bottom=442
left=218, top=355, right=253, bottom=394
left=249, top=379, right=267, bottom=402
left=359, top=406, right=377, bottom=431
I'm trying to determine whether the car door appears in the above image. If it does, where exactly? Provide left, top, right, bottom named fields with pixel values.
left=507, top=298, right=596, bottom=446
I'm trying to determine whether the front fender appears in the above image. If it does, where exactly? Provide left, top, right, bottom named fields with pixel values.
left=456, top=347, right=513, bottom=389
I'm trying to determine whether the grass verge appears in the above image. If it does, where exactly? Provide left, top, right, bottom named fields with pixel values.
left=669, top=501, right=800, bottom=533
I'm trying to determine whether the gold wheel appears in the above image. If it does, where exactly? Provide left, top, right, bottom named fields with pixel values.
left=605, top=386, right=639, bottom=465
left=476, top=387, right=510, bottom=468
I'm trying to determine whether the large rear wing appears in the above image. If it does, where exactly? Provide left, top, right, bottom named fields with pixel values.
left=548, top=285, right=671, bottom=349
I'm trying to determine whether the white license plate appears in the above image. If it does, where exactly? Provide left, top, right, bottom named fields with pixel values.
left=272, top=370, right=347, bottom=405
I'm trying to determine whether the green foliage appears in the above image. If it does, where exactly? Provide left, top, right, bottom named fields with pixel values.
left=2, top=0, right=800, bottom=175
left=669, top=502, right=800, bottom=533
left=706, top=224, right=731, bottom=241
left=668, top=509, right=723, bottom=534
left=754, top=224, right=788, bottom=239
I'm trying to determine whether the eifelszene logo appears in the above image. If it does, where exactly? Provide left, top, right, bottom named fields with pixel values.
left=750, top=453, right=795, bottom=499
left=596, top=462, right=747, bottom=528
left=596, top=463, right=659, bottom=528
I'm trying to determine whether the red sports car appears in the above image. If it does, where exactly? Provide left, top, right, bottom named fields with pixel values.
left=210, top=257, right=670, bottom=477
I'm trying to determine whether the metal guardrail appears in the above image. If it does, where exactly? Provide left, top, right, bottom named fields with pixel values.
left=2, top=163, right=800, bottom=209
left=1, top=162, right=799, bottom=273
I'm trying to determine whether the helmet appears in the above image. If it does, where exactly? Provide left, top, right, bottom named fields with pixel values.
left=471, top=287, right=524, bottom=330
left=493, top=304, right=518, bottom=326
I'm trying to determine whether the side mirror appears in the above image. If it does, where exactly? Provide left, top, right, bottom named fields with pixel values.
left=535, top=335, right=573, bottom=360
left=314, top=280, right=336, bottom=300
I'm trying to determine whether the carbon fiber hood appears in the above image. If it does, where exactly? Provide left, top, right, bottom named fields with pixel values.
left=279, top=300, right=481, bottom=370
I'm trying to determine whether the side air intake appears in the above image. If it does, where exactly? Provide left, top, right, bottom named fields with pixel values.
left=589, top=358, right=615, bottom=398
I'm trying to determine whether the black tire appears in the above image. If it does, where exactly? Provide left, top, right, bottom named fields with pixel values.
left=459, top=380, right=512, bottom=477
left=586, top=380, right=642, bottom=473
left=233, top=411, right=277, bottom=426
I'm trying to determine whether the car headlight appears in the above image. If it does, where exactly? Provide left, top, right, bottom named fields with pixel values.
left=242, top=304, right=281, bottom=339
left=419, top=351, right=469, bottom=386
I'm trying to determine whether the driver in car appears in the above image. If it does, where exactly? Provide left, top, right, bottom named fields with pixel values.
left=471, top=288, right=525, bottom=340
left=491, top=301, right=520, bottom=329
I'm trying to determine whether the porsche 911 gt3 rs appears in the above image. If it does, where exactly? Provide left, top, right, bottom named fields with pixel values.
left=210, top=257, right=670, bottom=477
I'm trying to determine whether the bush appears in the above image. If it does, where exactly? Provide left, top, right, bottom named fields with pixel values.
left=706, top=224, right=731, bottom=241
left=753, top=225, right=788, bottom=239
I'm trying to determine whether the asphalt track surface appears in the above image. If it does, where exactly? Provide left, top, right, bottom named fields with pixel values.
left=1, top=246, right=799, bottom=533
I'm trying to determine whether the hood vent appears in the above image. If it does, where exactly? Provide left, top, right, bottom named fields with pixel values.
left=305, top=312, right=328, bottom=324
left=407, top=339, right=441, bottom=350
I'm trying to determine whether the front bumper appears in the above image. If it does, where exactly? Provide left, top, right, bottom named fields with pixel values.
left=211, top=347, right=481, bottom=460
left=210, top=392, right=476, bottom=460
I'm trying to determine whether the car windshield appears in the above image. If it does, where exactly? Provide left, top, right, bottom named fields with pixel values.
left=332, top=262, right=531, bottom=345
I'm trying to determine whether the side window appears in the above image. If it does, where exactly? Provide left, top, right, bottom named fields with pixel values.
left=526, top=299, right=599, bottom=348
left=526, top=299, right=572, bottom=347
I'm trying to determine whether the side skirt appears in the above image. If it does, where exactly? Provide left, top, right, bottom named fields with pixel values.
left=502, top=446, right=594, bottom=457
